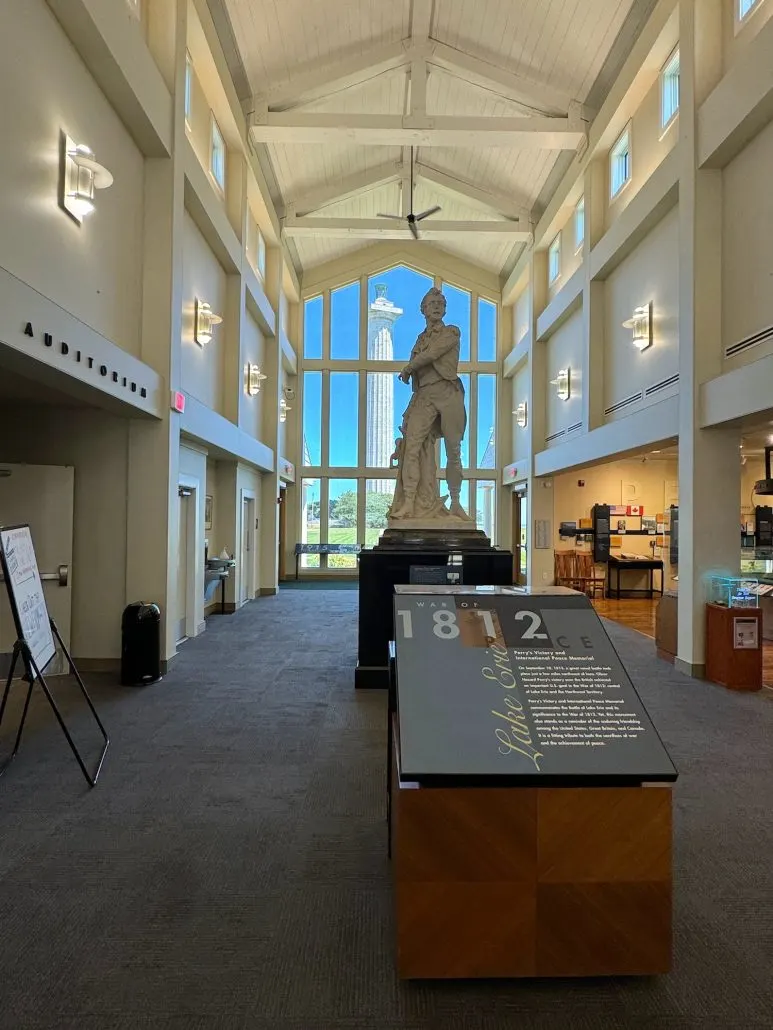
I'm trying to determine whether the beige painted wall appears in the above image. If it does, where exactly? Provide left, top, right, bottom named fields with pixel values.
left=603, top=206, right=679, bottom=419
left=553, top=457, right=679, bottom=588
left=606, top=72, right=678, bottom=231
left=240, top=312, right=267, bottom=441
left=181, top=211, right=228, bottom=414
left=0, top=405, right=129, bottom=660
left=544, top=310, right=584, bottom=445
left=514, top=287, right=531, bottom=344
left=722, top=117, right=773, bottom=368
left=0, top=0, right=144, bottom=356
left=511, top=366, right=530, bottom=462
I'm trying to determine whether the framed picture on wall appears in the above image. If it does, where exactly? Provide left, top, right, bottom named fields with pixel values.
left=205, top=495, right=213, bottom=530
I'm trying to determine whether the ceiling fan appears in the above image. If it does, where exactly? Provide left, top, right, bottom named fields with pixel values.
left=377, top=148, right=441, bottom=240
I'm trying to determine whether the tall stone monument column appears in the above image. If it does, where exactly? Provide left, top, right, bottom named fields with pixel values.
left=367, top=285, right=402, bottom=493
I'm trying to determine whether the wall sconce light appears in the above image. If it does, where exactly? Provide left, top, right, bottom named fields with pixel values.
left=60, top=133, right=114, bottom=224
left=623, top=302, right=653, bottom=351
left=245, top=363, right=267, bottom=396
left=195, top=299, right=223, bottom=345
left=279, top=397, right=291, bottom=423
left=513, top=401, right=528, bottom=428
left=550, top=368, right=571, bottom=401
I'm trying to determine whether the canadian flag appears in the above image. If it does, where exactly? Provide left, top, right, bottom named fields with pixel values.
left=627, top=505, right=643, bottom=516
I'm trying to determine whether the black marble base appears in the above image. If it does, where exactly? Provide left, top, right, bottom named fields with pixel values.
left=377, top=526, right=492, bottom=550
left=354, top=663, right=390, bottom=690
left=356, top=542, right=513, bottom=689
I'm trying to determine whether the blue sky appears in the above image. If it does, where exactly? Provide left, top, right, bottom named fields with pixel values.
left=303, top=266, right=496, bottom=500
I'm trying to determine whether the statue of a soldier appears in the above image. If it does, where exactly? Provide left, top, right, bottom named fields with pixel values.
left=388, top=287, right=473, bottom=523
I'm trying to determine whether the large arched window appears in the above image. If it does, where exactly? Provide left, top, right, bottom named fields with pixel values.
left=301, top=265, right=498, bottom=569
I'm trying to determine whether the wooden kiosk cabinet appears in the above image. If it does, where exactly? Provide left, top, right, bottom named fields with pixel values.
left=705, top=603, right=762, bottom=692
left=390, top=585, right=677, bottom=980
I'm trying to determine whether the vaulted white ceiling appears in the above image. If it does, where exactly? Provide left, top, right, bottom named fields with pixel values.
left=215, top=0, right=652, bottom=280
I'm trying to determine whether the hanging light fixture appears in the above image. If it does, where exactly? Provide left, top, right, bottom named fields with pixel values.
left=60, top=134, right=114, bottom=224
left=245, top=363, right=267, bottom=396
left=279, top=397, right=291, bottom=423
left=513, top=401, right=528, bottom=428
left=550, top=368, right=571, bottom=401
left=195, top=299, right=223, bottom=345
left=623, top=302, right=653, bottom=351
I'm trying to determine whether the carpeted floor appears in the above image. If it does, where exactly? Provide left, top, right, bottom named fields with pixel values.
left=1, top=590, right=772, bottom=1029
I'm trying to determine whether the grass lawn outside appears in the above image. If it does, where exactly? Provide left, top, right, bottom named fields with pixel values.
left=300, top=526, right=385, bottom=569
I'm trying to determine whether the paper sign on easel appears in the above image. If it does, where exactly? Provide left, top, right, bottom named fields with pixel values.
left=0, top=525, right=56, bottom=672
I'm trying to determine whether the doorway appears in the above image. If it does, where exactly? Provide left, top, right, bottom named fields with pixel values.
left=278, top=484, right=287, bottom=582
left=176, top=489, right=191, bottom=643
left=513, top=488, right=528, bottom=586
left=0, top=464, right=74, bottom=676
left=241, top=493, right=255, bottom=604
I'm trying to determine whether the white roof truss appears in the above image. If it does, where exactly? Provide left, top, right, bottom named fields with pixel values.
left=283, top=216, right=533, bottom=243
left=285, top=161, right=403, bottom=217
left=286, top=158, right=532, bottom=224
left=250, top=34, right=591, bottom=129
left=250, top=112, right=584, bottom=149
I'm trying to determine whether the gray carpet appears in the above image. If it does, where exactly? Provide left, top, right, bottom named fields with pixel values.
left=0, top=590, right=772, bottom=1029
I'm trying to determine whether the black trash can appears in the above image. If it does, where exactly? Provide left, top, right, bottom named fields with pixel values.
left=121, top=602, right=162, bottom=685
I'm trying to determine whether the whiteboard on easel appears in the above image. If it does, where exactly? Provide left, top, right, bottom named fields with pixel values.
left=0, top=524, right=56, bottom=672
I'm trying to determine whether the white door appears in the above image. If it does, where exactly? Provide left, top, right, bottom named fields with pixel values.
left=176, top=492, right=189, bottom=642
left=241, top=496, right=254, bottom=604
left=0, top=464, right=74, bottom=677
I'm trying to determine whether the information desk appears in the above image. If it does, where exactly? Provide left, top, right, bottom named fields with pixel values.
left=607, top=556, right=664, bottom=599
left=391, top=585, right=677, bottom=980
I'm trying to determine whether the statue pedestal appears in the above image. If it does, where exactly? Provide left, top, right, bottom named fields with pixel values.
left=379, top=522, right=492, bottom=550
left=356, top=530, right=513, bottom=689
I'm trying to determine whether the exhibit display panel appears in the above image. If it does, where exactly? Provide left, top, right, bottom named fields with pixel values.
left=390, top=585, right=677, bottom=979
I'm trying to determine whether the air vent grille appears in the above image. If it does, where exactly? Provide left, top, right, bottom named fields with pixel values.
left=645, top=373, right=679, bottom=397
left=567, top=421, right=583, bottom=434
left=604, top=391, right=643, bottom=417
left=725, top=324, right=773, bottom=360
left=545, top=429, right=566, bottom=443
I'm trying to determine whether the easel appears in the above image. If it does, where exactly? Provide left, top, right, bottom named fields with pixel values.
left=0, top=524, right=109, bottom=787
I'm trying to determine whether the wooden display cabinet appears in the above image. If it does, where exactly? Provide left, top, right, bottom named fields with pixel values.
left=705, top=603, right=762, bottom=692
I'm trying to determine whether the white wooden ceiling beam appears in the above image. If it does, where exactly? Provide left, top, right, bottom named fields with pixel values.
left=251, top=113, right=585, bottom=149
left=285, top=161, right=403, bottom=216
left=415, top=162, right=532, bottom=222
left=283, top=216, right=533, bottom=241
left=255, top=40, right=410, bottom=113
left=427, top=41, right=578, bottom=118
left=410, top=57, right=428, bottom=119
left=411, top=0, right=433, bottom=42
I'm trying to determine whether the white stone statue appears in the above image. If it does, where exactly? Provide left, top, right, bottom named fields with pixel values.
left=387, top=287, right=474, bottom=525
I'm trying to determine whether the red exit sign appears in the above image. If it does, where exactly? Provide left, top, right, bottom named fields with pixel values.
left=171, top=391, right=186, bottom=413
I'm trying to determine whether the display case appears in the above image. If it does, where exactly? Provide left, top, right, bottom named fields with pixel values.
left=707, top=576, right=758, bottom=608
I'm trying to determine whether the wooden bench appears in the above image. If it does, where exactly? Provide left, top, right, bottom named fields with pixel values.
left=294, top=542, right=362, bottom=578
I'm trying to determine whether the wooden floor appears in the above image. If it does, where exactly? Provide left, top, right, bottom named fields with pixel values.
left=592, top=598, right=657, bottom=639
left=593, top=595, right=773, bottom=688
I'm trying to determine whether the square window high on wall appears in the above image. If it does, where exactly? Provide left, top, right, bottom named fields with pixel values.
left=184, top=52, right=193, bottom=129
left=738, top=0, right=760, bottom=22
left=610, top=125, right=631, bottom=198
left=574, top=197, right=585, bottom=252
left=210, top=117, right=226, bottom=193
left=548, top=235, right=561, bottom=284
left=257, top=229, right=266, bottom=280
left=660, top=48, right=680, bottom=130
